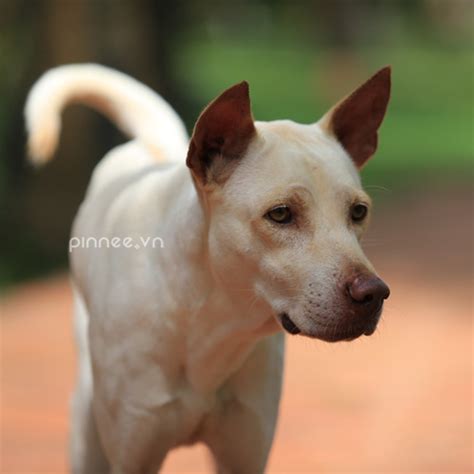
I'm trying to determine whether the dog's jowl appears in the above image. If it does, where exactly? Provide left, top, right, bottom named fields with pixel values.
left=25, top=64, right=391, bottom=473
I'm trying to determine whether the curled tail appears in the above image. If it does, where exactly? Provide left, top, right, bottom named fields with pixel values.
left=25, top=63, right=189, bottom=165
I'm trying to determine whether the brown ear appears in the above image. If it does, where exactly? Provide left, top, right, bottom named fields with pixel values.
left=186, top=81, right=256, bottom=184
left=320, top=66, right=391, bottom=168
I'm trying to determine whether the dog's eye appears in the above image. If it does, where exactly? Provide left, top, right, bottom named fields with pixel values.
left=266, top=205, right=292, bottom=224
left=350, top=203, right=368, bottom=222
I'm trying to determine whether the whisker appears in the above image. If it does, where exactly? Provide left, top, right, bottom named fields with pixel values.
left=246, top=295, right=261, bottom=313
left=364, top=184, right=392, bottom=193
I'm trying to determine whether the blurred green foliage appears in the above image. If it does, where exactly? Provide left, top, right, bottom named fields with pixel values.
left=175, top=39, right=472, bottom=186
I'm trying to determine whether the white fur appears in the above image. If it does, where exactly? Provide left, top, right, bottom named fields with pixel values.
left=25, top=64, right=188, bottom=165
left=25, top=65, right=382, bottom=473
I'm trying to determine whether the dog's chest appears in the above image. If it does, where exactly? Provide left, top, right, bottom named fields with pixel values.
left=173, top=382, right=236, bottom=444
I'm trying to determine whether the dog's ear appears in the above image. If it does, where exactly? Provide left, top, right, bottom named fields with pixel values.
left=186, top=81, right=256, bottom=185
left=319, top=66, right=391, bottom=168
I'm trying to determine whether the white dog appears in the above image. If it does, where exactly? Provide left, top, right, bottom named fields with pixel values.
left=25, top=64, right=391, bottom=473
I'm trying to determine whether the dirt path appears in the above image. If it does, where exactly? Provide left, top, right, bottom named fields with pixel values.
left=1, top=190, right=472, bottom=473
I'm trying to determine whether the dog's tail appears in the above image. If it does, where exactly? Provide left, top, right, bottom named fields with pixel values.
left=25, top=63, right=189, bottom=165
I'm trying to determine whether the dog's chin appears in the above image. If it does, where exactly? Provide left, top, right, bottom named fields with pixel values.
left=278, top=312, right=380, bottom=342
left=309, top=323, right=375, bottom=342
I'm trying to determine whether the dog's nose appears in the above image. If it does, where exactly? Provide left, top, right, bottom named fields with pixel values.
left=348, top=275, right=390, bottom=306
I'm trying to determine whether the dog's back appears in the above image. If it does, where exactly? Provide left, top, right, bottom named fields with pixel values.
left=25, top=66, right=198, bottom=472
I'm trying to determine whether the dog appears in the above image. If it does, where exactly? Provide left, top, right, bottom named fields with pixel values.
left=25, top=64, right=391, bottom=473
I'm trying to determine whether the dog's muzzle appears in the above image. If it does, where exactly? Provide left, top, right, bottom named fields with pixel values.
left=278, top=274, right=390, bottom=341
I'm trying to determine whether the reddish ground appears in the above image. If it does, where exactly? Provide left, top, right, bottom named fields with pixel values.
left=1, top=189, right=472, bottom=473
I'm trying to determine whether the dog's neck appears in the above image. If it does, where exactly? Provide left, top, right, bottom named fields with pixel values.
left=184, top=284, right=280, bottom=393
left=163, top=168, right=281, bottom=393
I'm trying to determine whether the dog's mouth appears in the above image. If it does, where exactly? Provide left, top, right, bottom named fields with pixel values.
left=280, top=313, right=301, bottom=335
left=279, top=307, right=383, bottom=341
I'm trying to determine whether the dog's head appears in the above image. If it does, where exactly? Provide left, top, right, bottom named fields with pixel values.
left=186, top=68, right=391, bottom=342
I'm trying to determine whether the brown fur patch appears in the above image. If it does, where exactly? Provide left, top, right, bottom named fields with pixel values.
left=324, top=67, right=391, bottom=168
left=186, top=82, right=256, bottom=185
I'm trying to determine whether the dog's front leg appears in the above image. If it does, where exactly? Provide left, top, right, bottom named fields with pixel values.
left=204, top=333, right=284, bottom=474
left=94, top=394, right=181, bottom=474
left=206, top=400, right=275, bottom=474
